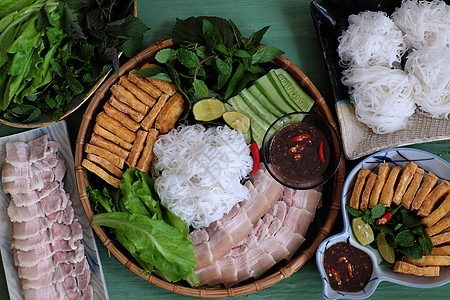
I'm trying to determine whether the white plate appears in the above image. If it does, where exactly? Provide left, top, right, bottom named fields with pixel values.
left=0, top=121, right=109, bottom=300
left=316, top=148, right=450, bottom=300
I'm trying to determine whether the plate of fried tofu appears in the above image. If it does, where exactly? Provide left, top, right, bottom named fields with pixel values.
left=317, top=147, right=449, bottom=299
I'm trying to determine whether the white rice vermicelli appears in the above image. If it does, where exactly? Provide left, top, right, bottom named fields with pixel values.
left=337, top=11, right=406, bottom=68
left=151, top=124, right=253, bottom=229
left=404, top=47, right=450, bottom=119
left=341, top=65, right=415, bottom=134
left=391, top=0, right=450, bottom=50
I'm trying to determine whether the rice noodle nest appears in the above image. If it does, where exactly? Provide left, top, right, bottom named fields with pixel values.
left=341, top=65, right=415, bottom=134
left=151, top=124, right=253, bottom=229
left=337, top=11, right=406, bottom=68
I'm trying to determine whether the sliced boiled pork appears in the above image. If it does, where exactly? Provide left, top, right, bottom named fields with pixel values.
left=2, top=134, right=93, bottom=300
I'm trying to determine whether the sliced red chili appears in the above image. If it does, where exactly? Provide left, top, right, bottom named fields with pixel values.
left=289, top=144, right=305, bottom=153
left=375, top=212, right=393, bottom=225
left=250, top=143, right=260, bottom=176
left=333, top=256, right=348, bottom=265
left=291, top=134, right=312, bottom=142
left=346, top=262, right=354, bottom=279
left=328, top=267, right=342, bottom=286
left=293, top=153, right=303, bottom=160
left=319, top=140, right=325, bottom=164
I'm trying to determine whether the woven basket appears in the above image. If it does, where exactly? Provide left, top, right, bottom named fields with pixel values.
left=74, top=39, right=346, bottom=298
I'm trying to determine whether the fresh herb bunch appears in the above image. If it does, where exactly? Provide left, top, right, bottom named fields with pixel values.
left=346, top=204, right=433, bottom=261
left=0, top=0, right=149, bottom=123
left=136, top=16, right=284, bottom=107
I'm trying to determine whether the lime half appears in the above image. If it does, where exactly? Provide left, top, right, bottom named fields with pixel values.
left=223, top=111, right=250, bottom=133
left=377, top=232, right=395, bottom=263
left=352, top=217, right=374, bottom=246
left=192, top=98, right=225, bottom=121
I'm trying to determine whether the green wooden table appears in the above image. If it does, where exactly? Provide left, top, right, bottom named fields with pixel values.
left=1, top=1, right=449, bottom=299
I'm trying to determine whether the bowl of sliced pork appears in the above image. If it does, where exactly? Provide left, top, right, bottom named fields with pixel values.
left=74, top=33, right=346, bottom=297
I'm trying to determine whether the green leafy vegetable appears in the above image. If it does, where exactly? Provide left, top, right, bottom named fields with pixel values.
left=136, top=16, right=283, bottom=110
left=87, top=168, right=198, bottom=285
left=0, top=0, right=149, bottom=123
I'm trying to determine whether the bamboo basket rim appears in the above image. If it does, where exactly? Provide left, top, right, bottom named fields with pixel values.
left=74, top=39, right=346, bottom=298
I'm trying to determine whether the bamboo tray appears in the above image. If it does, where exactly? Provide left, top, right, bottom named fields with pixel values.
left=74, top=39, right=346, bottom=298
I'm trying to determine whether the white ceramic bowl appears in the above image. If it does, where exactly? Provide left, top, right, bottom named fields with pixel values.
left=316, top=147, right=450, bottom=299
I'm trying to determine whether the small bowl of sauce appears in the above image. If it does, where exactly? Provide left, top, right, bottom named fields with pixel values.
left=262, top=112, right=341, bottom=190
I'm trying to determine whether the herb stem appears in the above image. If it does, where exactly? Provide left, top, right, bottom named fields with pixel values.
left=194, top=54, right=218, bottom=79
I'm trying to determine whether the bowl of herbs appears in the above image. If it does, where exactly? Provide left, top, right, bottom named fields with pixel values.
left=0, top=0, right=148, bottom=128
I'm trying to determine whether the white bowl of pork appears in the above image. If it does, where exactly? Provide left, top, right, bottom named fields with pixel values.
left=74, top=35, right=346, bottom=297
left=317, top=148, right=450, bottom=300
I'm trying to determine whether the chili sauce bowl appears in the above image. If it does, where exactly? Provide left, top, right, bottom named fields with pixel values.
left=262, top=111, right=341, bottom=190
left=316, top=148, right=450, bottom=300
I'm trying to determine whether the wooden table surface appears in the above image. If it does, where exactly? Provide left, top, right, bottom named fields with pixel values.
left=1, top=1, right=449, bottom=299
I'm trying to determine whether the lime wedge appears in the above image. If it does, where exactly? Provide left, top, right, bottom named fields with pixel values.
left=192, top=98, right=225, bottom=121
left=352, top=217, right=374, bottom=246
left=223, top=111, right=250, bottom=133
left=377, top=232, right=395, bottom=263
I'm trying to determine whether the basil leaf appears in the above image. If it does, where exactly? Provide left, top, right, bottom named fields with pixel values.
left=193, top=78, right=209, bottom=97
left=245, top=26, right=269, bottom=49
left=224, top=63, right=244, bottom=99
left=395, top=229, right=416, bottom=247
left=257, top=45, right=284, bottom=63
left=370, top=204, right=386, bottom=219
left=155, top=48, right=177, bottom=64
left=202, top=19, right=223, bottom=52
left=229, top=19, right=243, bottom=48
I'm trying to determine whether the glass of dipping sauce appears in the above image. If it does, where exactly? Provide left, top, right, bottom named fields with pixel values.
left=262, top=112, right=341, bottom=190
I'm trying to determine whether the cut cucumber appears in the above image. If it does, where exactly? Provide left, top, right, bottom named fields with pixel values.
left=266, top=69, right=302, bottom=111
left=248, top=85, right=285, bottom=117
left=274, top=68, right=315, bottom=112
left=253, top=75, right=297, bottom=114
left=239, top=88, right=278, bottom=124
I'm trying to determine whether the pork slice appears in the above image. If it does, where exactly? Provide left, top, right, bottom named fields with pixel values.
left=189, top=228, right=209, bottom=245
left=47, top=204, right=74, bottom=225
left=2, top=175, right=44, bottom=194
left=10, top=190, right=41, bottom=207
left=52, top=221, right=83, bottom=242
left=8, top=201, right=45, bottom=222
left=29, top=134, right=49, bottom=162
left=65, top=290, right=82, bottom=300
left=22, top=284, right=63, bottom=300
left=239, top=187, right=270, bottom=224
left=193, top=242, right=213, bottom=270
left=39, top=169, right=55, bottom=182
left=255, top=222, right=269, bottom=242
left=21, top=271, right=58, bottom=289
left=18, top=257, right=54, bottom=280
left=205, top=222, right=234, bottom=261
left=14, top=244, right=53, bottom=267
left=63, top=275, right=78, bottom=292
left=259, top=235, right=289, bottom=262
left=289, top=188, right=322, bottom=214
left=76, top=267, right=91, bottom=291
left=40, top=188, right=68, bottom=215
left=247, top=246, right=276, bottom=278
left=252, top=167, right=283, bottom=207
left=268, top=217, right=283, bottom=235
left=12, top=217, right=51, bottom=240
left=283, top=206, right=314, bottom=236
left=39, top=181, right=60, bottom=199
left=207, top=256, right=237, bottom=286
left=233, top=252, right=251, bottom=282
left=53, top=158, right=67, bottom=182
left=1, top=162, right=31, bottom=182
left=80, top=285, right=93, bottom=300
left=11, top=229, right=51, bottom=251
left=32, top=154, right=58, bottom=171
left=220, top=204, right=252, bottom=244
left=52, top=239, right=79, bottom=253
left=57, top=259, right=88, bottom=278
left=194, top=262, right=221, bottom=286
left=5, top=142, right=29, bottom=166
left=47, top=141, right=61, bottom=154
left=53, top=243, right=85, bottom=264
left=274, top=226, right=305, bottom=259
left=274, top=200, right=287, bottom=223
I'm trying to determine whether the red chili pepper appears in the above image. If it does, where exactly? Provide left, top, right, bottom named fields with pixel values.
left=291, top=134, right=312, bottom=142
left=346, top=262, right=354, bottom=279
left=293, top=153, right=303, bottom=160
left=375, top=212, right=393, bottom=225
left=333, top=256, right=348, bottom=265
left=319, top=141, right=325, bottom=164
left=250, top=143, right=260, bottom=176
left=289, top=144, right=305, bottom=153
left=328, top=267, right=342, bottom=286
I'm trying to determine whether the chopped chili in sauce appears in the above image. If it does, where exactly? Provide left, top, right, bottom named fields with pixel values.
left=323, top=242, right=372, bottom=292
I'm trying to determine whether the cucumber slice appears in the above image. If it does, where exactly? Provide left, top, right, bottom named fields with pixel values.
left=248, top=85, right=285, bottom=117
left=239, top=88, right=278, bottom=124
left=254, top=74, right=297, bottom=113
left=274, top=68, right=315, bottom=112
left=266, top=69, right=302, bottom=111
